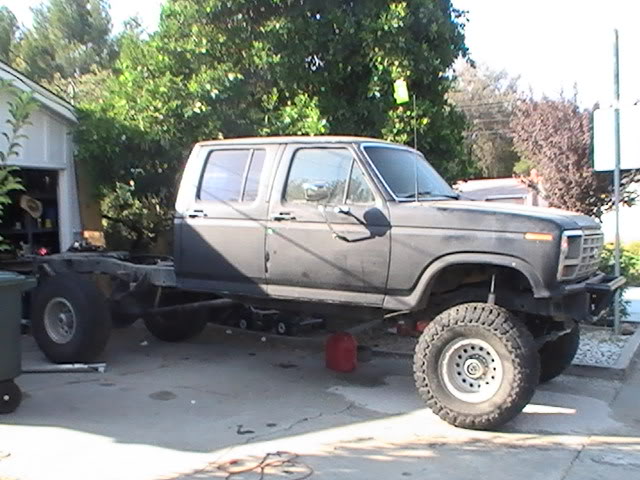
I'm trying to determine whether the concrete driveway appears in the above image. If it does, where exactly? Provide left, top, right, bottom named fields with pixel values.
left=1, top=324, right=639, bottom=480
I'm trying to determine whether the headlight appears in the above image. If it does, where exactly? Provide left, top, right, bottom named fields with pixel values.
left=557, top=230, right=584, bottom=280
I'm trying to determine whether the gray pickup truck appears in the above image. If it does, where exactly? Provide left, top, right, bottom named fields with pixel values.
left=28, top=136, right=624, bottom=430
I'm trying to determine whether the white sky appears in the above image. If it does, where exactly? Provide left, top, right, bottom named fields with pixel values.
left=454, top=0, right=640, bottom=107
left=2, top=0, right=639, bottom=108
left=1, top=0, right=164, bottom=34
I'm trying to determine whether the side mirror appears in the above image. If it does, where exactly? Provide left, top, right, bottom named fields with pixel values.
left=303, top=182, right=330, bottom=202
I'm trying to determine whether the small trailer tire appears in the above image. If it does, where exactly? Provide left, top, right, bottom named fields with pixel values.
left=31, top=273, right=112, bottom=364
left=414, top=303, right=539, bottom=430
left=0, top=380, right=22, bottom=414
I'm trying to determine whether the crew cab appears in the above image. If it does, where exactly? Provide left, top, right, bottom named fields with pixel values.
left=28, top=136, right=624, bottom=430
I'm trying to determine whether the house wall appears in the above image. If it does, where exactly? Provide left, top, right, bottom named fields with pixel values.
left=0, top=91, right=82, bottom=250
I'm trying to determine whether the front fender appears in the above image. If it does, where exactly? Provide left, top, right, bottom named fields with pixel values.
left=382, top=253, right=549, bottom=311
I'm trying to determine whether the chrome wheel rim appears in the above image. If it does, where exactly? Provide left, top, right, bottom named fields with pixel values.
left=239, top=318, right=248, bottom=329
left=44, top=297, right=77, bottom=344
left=276, top=322, right=287, bottom=334
left=440, top=338, right=504, bottom=403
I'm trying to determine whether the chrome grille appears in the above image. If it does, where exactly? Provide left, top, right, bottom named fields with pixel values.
left=575, top=231, right=604, bottom=279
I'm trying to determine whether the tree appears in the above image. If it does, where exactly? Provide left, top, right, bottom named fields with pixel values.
left=15, top=0, right=115, bottom=83
left=0, top=80, right=38, bottom=250
left=0, top=6, right=19, bottom=63
left=76, top=0, right=471, bottom=250
left=510, top=96, right=638, bottom=218
left=448, top=62, right=520, bottom=178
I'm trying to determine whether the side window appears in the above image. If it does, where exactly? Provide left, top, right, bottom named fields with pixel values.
left=198, top=149, right=265, bottom=203
left=199, top=150, right=250, bottom=202
left=346, top=163, right=376, bottom=204
left=242, top=150, right=266, bottom=202
left=284, top=148, right=352, bottom=204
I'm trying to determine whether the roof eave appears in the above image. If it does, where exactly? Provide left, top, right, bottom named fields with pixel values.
left=0, top=61, right=77, bottom=124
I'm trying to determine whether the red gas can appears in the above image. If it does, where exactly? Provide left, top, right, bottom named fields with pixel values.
left=325, top=332, right=358, bottom=373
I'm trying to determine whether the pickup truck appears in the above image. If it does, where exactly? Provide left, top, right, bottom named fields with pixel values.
left=27, top=136, right=624, bottom=430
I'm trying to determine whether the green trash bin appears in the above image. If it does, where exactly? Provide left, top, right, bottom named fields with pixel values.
left=0, top=271, right=36, bottom=414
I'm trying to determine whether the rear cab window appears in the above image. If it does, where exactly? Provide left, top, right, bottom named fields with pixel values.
left=198, top=149, right=266, bottom=203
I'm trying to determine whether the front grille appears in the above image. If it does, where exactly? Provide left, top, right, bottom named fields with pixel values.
left=576, top=231, right=604, bottom=279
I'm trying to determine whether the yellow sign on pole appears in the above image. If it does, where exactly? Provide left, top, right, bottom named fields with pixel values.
left=393, top=79, right=410, bottom=104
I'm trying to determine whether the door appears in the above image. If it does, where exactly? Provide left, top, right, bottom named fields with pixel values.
left=175, top=145, right=276, bottom=296
left=266, top=144, right=391, bottom=306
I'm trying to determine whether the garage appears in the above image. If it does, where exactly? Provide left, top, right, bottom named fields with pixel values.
left=0, top=60, right=82, bottom=260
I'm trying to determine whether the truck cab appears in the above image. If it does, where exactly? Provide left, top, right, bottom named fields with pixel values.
left=174, top=137, right=393, bottom=305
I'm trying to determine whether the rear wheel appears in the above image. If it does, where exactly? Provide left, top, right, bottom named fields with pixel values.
left=31, top=273, right=112, bottom=363
left=144, top=312, right=207, bottom=342
left=414, top=303, right=539, bottom=430
left=538, top=323, right=580, bottom=383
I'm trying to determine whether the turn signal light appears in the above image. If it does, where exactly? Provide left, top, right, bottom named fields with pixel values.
left=524, top=232, right=554, bottom=241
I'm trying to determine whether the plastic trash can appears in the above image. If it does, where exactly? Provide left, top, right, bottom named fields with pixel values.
left=0, top=271, right=36, bottom=414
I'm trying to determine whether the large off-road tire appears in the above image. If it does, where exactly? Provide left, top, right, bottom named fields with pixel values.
left=144, top=313, right=207, bottom=342
left=31, top=273, right=112, bottom=364
left=538, top=323, right=580, bottom=383
left=0, top=380, right=21, bottom=414
left=414, top=303, right=540, bottom=430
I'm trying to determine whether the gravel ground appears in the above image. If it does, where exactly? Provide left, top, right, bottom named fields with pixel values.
left=573, top=327, right=634, bottom=367
left=358, top=323, right=637, bottom=368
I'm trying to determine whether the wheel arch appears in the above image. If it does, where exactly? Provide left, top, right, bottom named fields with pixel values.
left=383, top=253, right=549, bottom=311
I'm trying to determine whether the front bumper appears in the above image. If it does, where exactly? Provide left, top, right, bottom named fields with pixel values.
left=560, top=273, right=626, bottom=296
left=552, top=273, right=626, bottom=322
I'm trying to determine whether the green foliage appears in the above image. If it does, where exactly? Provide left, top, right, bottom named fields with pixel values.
left=15, top=0, right=115, bottom=82
left=449, top=63, right=521, bottom=178
left=0, top=80, right=38, bottom=250
left=101, top=183, right=173, bottom=251
left=601, top=243, right=640, bottom=287
left=0, top=6, right=18, bottom=63
left=513, top=156, right=534, bottom=176
left=75, top=0, right=471, bottom=250
left=599, top=242, right=640, bottom=322
left=625, top=241, right=640, bottom=259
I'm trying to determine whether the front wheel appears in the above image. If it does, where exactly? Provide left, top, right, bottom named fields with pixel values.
left=538, top=323, right=580, bottom=383
left=414, top=303, right=540, bottom=430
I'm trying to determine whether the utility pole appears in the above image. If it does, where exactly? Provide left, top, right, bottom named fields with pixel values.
left=413, top=94, right=418, bottom=150
left=613, top=29, right=622, bottom=335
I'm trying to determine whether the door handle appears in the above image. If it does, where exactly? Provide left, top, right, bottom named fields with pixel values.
left=187, top=209, right=208, bottom=218
left=271, top=212, right=296, bottom=221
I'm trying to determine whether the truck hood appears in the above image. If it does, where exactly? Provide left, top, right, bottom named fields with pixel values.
left=392, top=200, right=600, bottom=233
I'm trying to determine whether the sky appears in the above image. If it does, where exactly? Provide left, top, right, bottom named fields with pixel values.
left=2, top=0, right=639, bottom=108
left=2, top=0, right=164, bottom=34
left=454, top=0, right=640, bottom=107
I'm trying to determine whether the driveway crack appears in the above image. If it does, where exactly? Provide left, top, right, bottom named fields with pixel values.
left=559, top=438, right=589, bottom=480
left=244, top=402, right=356, bottom=444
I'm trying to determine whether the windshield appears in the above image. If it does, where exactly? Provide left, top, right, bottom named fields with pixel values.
left=364, top=146, right=457, bottom=200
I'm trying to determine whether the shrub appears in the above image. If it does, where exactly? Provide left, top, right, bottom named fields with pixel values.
left=600, top=243, right=640, bottom=287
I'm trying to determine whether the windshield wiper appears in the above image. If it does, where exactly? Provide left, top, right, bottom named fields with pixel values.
left=399, top=191, right=460, bottom=200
